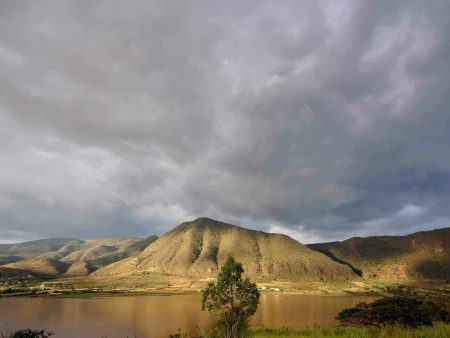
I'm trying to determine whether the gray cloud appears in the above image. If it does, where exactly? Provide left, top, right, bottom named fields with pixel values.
left=0, top=0, right=449, bottom=243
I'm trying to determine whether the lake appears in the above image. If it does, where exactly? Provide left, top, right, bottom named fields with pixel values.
left=0, top=294, right=374, bottom=338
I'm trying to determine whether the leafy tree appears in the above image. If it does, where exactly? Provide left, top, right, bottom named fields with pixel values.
left=202, top=257, right=260, bottom=338
left=337, top=296, right=449, bottom=328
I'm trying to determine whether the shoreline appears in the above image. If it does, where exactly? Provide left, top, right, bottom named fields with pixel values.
left=1, top=276, right=447, bottom=299
left=0, top=287, right=383, bottom=298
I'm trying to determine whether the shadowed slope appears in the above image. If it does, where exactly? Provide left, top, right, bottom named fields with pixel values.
left=0, top=267, right=47, bottom=281
left=77, top=236, right=158, bottom=272
left=5, top=257, right=70, bottom=276
left=96, top=218, right=356, bottom=281
left=0, top=255, right=22, bottom=266
left=308, top=227, right=450, bottom=281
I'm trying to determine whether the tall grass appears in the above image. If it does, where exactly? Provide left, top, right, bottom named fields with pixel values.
left=248, top=323, right=450, bottom=338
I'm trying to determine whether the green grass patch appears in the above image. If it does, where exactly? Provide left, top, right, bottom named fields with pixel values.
left=248, top=323, right=450, bottom=337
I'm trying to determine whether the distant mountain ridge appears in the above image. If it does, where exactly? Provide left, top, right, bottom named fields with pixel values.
left=307, top=227, right=450, bottom=282
left=3, top=236, right=158, bottom=276
left=1, top=238, right=82, bottom=258
left=0, top=244, right=13, bottom=255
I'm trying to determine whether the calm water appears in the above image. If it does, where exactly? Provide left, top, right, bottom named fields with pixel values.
left=0, top=294, right=374, bottom=338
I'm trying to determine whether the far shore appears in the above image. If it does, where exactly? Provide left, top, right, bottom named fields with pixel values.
left=0, top=285, right=384, bottom=298
left=1, top=275, right=448, bottom=299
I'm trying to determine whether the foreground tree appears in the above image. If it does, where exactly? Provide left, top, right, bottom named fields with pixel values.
left=201, top=257, right=260, bottom=338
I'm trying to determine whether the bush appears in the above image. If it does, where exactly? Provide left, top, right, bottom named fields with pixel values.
left=2, top=329, right=53, bottom=338
left=336, top=296, right=450, bottom=328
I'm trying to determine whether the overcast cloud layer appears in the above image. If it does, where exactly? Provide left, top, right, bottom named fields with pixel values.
left=1, top=0, right=449, bottom=243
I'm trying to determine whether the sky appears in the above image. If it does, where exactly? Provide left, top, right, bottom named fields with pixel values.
left=0, top=0, right=449, bottom=244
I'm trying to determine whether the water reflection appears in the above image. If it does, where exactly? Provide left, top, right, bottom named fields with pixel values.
left=0, top=294, right=374, bottom=338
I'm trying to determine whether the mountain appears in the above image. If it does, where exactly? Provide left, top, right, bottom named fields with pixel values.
left=4, top=236, right=158, bottom=277
left=60, top=236, right=158, bottom=275
left=2, top=238, right=83, bottom=259
left=95, top=218, right=356, bottom=281
left=308, top=227, right=450, bottom=282
left=2, top=220, right=448, bottom=284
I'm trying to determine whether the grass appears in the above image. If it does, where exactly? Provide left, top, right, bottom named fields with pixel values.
left=248, top=323, right=450, bottom=338
left=2, top=324, right=449, bottom=338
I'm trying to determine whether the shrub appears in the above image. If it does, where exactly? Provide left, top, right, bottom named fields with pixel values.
left=337, top=296, right=450, bottom=328
left=2, top=329, right=53, bottom=338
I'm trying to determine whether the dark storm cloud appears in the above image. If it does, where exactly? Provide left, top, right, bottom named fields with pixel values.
left=0, top=0, right=449, bottom=243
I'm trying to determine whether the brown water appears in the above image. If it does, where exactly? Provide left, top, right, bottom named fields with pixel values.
left=0, top=294, right=374, bottom=338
